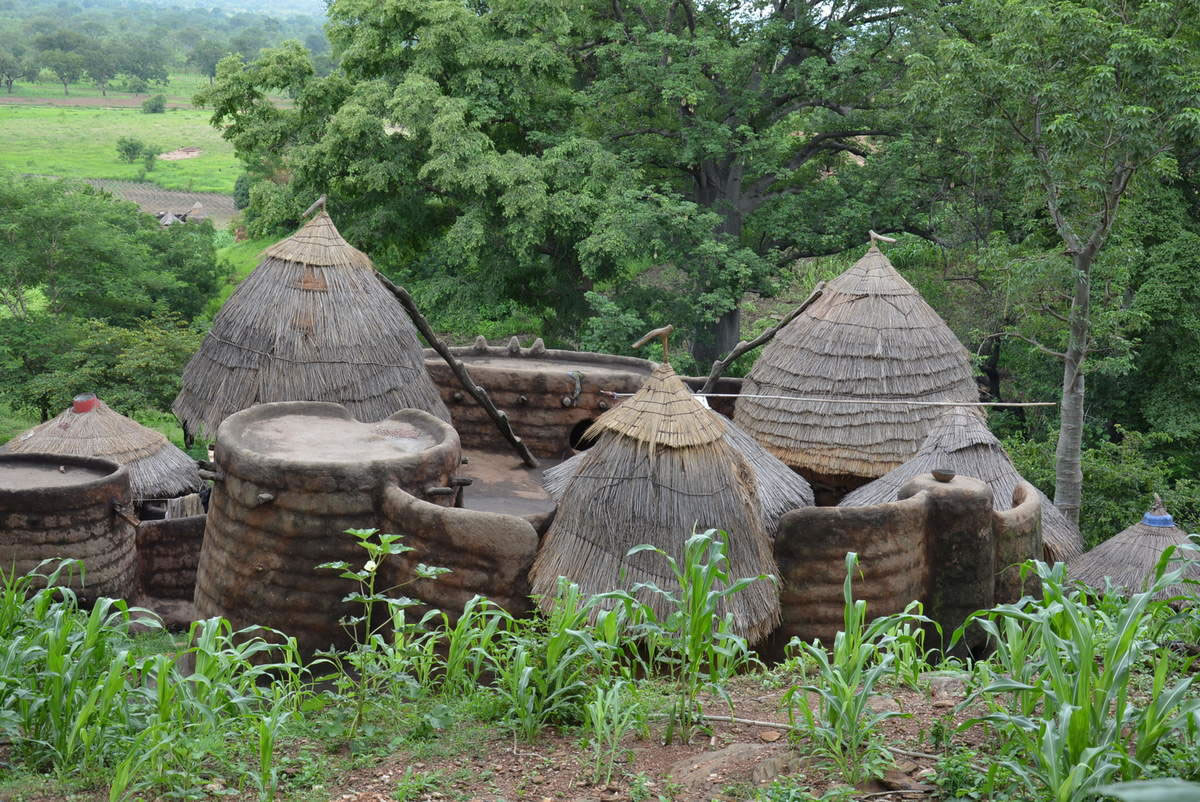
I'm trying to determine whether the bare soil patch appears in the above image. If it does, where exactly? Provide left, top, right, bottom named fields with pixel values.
left=0, top=94, right=191, bottom=109
left=160, top=146, right=203, bottom=161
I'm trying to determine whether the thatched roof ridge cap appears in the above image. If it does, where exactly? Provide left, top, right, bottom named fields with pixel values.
left=262, top=210, right=373, bottom=269
left=588, top=362, right=724, bottom=448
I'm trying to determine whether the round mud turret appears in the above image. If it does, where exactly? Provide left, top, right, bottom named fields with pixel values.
left=0, top=454, right=137, bottom=600
left=194, top=402, right=461, bottom=655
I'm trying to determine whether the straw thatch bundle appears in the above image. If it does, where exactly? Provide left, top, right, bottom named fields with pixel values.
left=2, top=396, right=201, bottom=502
left=734, top=244, right=978, bottom=482
left=839, top=406, right=1083, bottom=562
left=1069, top=498, right=1200, bottom=602
left=535, top=363, right=812, bottom=642
left=172, top=211, right=449, bottom=439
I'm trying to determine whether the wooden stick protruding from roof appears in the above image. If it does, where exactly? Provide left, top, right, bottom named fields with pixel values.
left=301, top=194, right=328, bottom=219
left=632, top=324, right=674, bottom=362
left=699, top=282, right=827, bottom=395
left=374, top=271, right=539, bottom=468
left=868, top=229, right=897, bottom=244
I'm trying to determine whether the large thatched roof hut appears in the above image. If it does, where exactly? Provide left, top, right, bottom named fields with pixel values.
left=839, top=406, right=1083, bottom=562
left=734, top=243, right=978, bottom=494
left=172, top=211, right=449, bottom=439
left=2, top=394, right=201, bottom=503
left=1069, top=498, right=1199, bottom=602
left=534, top=363, right=813, bottom=642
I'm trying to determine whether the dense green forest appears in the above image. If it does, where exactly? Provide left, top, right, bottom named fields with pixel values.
left=3, top=0, right=1200, bottom=549
left=0, top=0, right=330, bottom=95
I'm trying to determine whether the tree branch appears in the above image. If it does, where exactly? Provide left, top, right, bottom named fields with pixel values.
left=1007, top=331, right=1066, bottom=361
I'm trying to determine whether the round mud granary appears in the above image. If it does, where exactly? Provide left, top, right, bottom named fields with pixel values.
left=194, top=402, right=462, bottom=655
left=0, top=453, right=137, bottom=601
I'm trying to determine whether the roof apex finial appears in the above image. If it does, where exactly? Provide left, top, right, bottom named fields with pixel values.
left=632, top=324, right=674, bottom=362
left=868, top=229, right=897, bottom=246
left=301, top=194, right=328, bottom=219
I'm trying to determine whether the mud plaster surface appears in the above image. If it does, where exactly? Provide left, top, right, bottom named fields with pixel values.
left=456, top=355, right=652, bottom=374
left=236, top=415, right=438, bottom=461
left=0, top=463, right=108, bottom=489
left=457, top=448, right=563, bottom=516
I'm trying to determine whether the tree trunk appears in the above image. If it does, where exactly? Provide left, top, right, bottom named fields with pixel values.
left=691, top=160, right=747, bottom=365
left=1053, top=252, right=1092, bottom=526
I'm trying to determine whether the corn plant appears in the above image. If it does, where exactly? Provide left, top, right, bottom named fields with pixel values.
left=605, top=529, right=769, bottom=743
left=439, top=594, right=506, bottom=695
left=784, top=551, right=928, bottom=785
left=584, top=679, right=642, bottom=784
left=956, top=552, right=1200, bottom=802
left=482, top=578, right=594, bottom=740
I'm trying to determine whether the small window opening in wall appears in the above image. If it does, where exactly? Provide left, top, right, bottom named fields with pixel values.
left=569, top=419, right=598, bottom=451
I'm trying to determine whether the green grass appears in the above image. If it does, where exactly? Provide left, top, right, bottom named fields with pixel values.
left=207, top=236, right=273, bottom=315
left=0, top=402, right=37, bottom=443
left=0, top=105, right=238, bottom=193
left=2, top=72, right=213, bottom=105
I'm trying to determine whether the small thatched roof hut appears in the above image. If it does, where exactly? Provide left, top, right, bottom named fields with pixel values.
left=839, top=406, right=1083, bottom=562
left=535, top=363, right=813, bottom=642
left=173, top=211, right=449, bottom=439
left=1069, top=498, right=1200, bottom=602
left=734, top=243, right=978, bottom=490
left=2, top=394, right=201, bottom=502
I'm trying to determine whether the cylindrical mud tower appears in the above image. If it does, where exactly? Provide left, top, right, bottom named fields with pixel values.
left=194, top=402, right=461, bottom=655
left=0, top=453, right=137, bottom=600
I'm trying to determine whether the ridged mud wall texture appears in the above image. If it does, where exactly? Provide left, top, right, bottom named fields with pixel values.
left=136, top=515, right=207, bottom=599
left=0, top=454, right=137, bottom=601
left=381, top=486, right=538, bottom=618
left=841, top=407, right=1081, bottom=562
left=424, top=343, right=742, bottom=457
left=992, top=483, right=1044, bottom=603
left=194, top=403, right=461, bottom=656
left=773, top=473, right=1040, bottom=653
left=734, top=245, right=978, bottom=488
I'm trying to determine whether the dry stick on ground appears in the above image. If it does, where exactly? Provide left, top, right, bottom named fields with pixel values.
left=374, top=271, right=540, bottom=468
left=698, top=282, right=827, bottom=395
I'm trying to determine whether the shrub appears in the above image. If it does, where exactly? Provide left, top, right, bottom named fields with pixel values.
left=115, top=136, right=144, bottom=163
left=233, top=173, right=253, bottom=210
left=140, top=93, right=166, bottom=113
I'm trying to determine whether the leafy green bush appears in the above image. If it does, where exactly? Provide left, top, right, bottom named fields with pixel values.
left=1005, top=428, right=1200, bottom=548
left=115, top=136, right=145, bottom=163
left=140, top=93, right=166, bottom=113
left=233, top=172, right=253, bottom=210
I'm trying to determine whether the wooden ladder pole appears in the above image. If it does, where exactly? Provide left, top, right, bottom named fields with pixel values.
left=375, top=271, right=540, bottom=468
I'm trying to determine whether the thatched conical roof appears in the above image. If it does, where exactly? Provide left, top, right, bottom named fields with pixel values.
left=733, top=244, right=979, bottom=481
left=172, top=211, right=449, bottom=439
left=839, top=406, right=1083, bottom=562
left=535, top=363, right=812, bottom=643
left=1069, top=498, right=1200, bottom=602
left=2, top=395, right=201, bottom=501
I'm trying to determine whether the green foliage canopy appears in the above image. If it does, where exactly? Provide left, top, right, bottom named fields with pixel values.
left=200, top=1, right=920, bottom=360
left=0, top=177, right=223, bottom=419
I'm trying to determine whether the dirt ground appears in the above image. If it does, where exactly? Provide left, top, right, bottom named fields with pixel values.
left=0, top=94, right=193, bottom=109
left=318, top=674, right=975, bottom=802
